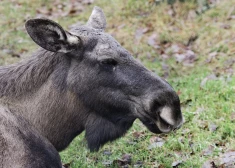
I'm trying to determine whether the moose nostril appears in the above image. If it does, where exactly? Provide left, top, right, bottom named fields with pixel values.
left=150, top=100, right=161, bottom=114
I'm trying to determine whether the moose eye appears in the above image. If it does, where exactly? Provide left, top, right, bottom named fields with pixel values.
left=100, top=59, right=118, bottom=66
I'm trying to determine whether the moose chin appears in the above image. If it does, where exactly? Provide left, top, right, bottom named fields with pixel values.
left=0, top=6, right=183, bottom=168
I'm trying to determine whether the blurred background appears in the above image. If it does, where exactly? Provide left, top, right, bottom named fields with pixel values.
left=1, top=0, right=235, bottom=167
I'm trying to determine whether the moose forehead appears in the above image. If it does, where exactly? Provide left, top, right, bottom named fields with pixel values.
left=70, top=26, right=131, bottom=60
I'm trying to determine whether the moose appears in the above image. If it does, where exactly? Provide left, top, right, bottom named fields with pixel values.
left=0, top=6, right=183, bottom=168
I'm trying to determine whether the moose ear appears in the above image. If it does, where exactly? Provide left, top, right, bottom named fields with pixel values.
left=87, top=6, right=106, bottom=30
left=25, top=19, right=81, bottom=53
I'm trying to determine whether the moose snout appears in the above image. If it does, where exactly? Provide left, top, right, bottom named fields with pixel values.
left=155, top=106, right=183, bottom=133
left=142, top=90, right=183, bottom=134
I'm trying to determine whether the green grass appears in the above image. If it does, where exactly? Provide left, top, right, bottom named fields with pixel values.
left=1, top=0, right=235, bottom=167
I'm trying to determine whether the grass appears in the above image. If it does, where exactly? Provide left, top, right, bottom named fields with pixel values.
left=1, top=0, right=235, bottom=167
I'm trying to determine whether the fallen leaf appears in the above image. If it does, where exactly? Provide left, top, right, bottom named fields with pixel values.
left=103, top=150, right=112, bottom=156
left=202, top=145, right=214, bottom=156
left=174, top=53, right=186, bottom=63
left=102, top=160, right=112, bottom=166
left=187, top=33, right=198, bottom=46
left=113, top=159, right=128, bottom=167
left=194, top=107, right=205, bottom=115
left=35, top=0, right=94, bottom=19
left=218, top=151, right=235, bottom=166
left=147, top=33, right=160, bottom=49
left=134, top=160, right=143, bottom=167
left=112, top=154, right=131, bottom=167
left=135, top=27, right=149, bottom=42
left=187, top=10, right=197, bottom=20
left=200, top=74, right=217, bottom=88
left=122, top=154, right=132, bottom=165
left=63, top=160, right=73, bottom=168
left=158, top=164, right=165, bottom=168
left=148, top=137, right=165, bottom=149
left=206, top=51, right=217, bottom=63
left=132, top=131, right=145, bottom=139
left=172, top=160, right=183, bottom=167
left=36, top=6, right=51, bottom=15
left=198, top=120, right=208, bottom=130
left=81, top=0, right=94, bottom=5
left=220, top=23, right=231, bottom=29
left=231, top=112, right=235, bottom=121
left=202, top=161, right=217, bottom=168
left=227, top=6, right=235, bottom=20
left=165, top=44, right=181, bottom=55
left=183, top=50, right=197, bottom=65
left=135, top=29, right=144, bottom=42
left=203, top=151, right=235, bottom=168
left=209, top=123, right=218, bottom=132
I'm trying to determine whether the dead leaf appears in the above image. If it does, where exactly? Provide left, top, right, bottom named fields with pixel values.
left=36, top=6, right=52, bottom=15
left=2, top=48, right=21, bottom=58
left=135, top=27, right=149, bottom=42
left=35, top=0, right=94, bottom=19
left=103, top=150, right=112, bottom=156
left=172, top=160, right=183, bottom=167
left=177, top=90, right=181, bottom=95
left=147, top=33, right=160, bottom=49
left=81, top=0, right=94, bottom=5
left=122, top=154, right=132, bottom=165
left=187, top=10, right=197, bottom=20
left=102, top=160, right=112, bottom=166
left=209, top=123, right=218, bottom=132
left=200, top=74, right=217, bottom=88
left=228, top=15, right=235, bottom=20
left=165, top=44, right=180, bottom=55
left=183, top=50, right=197, bottom=65
left=231, top=112, right=235, bottom=121
left=227, top=6, right=235, bottom=20
left=113, top=159, right=128, bottom=167
left=187, top=33, right=198, bottom=46
left=134, top=160, right=143, bottom=167
left=158, top=164, right=165, bottom=168
left=202, top=161, right=217, bottom=168
left=202, top=145, right=214, bottom=156
left=206, top=52, right=218, bottom=63
left=198, top=120, right=208, bottom=130
left=220, top=24, right=231, bottom=29
left=148, top=137, right=165, bottom=149
left=113, top=154, right=131, bottom=167
left=218, top=151, right=235, bottom=166
left=132, top=131, right=145, bottom=139
left=174, top=53, right=186, bottom=63
left=135, top=29, right=144, bottom=42
left=203, top=151, right=235, bottom=168
left=63, top=160, right=73, bottom=168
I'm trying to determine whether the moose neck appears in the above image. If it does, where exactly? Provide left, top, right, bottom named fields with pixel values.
left=0, top=49, right=87, bottom=151
left=0, top=49, right=62, bottom=99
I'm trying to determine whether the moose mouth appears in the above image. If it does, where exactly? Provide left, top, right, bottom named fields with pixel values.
left=155, top=116, right=174, bottom=133
left=131, top=98, right=182, bottom=134
left=139, top=109, right=180, bottom=134
left=141, top=116, right=174, bottom=134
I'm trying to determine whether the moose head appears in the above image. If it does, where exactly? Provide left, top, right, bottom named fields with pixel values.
left=23, top=6, right=183, bottom=151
